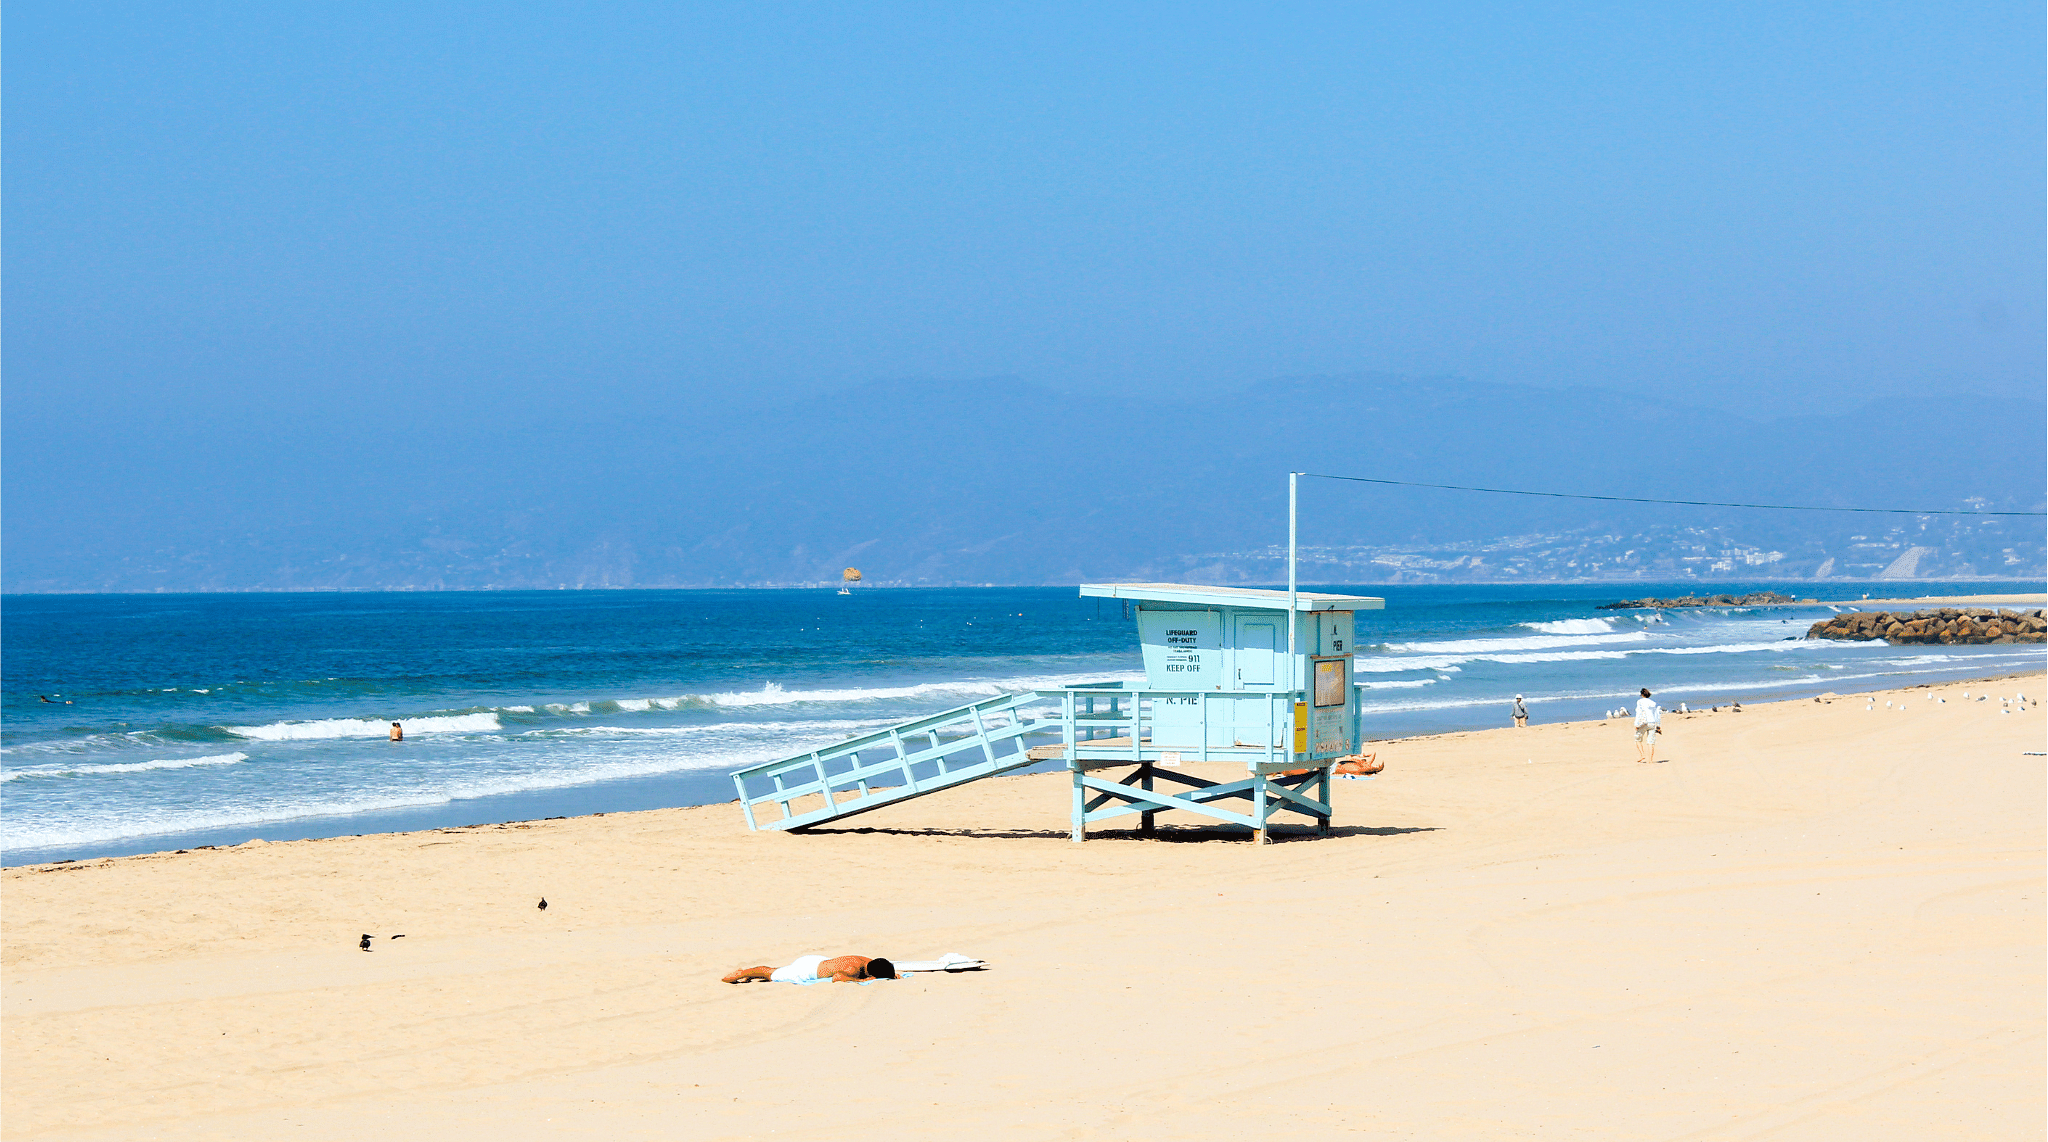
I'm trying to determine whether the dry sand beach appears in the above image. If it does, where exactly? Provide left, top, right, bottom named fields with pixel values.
left=5, top=673, right=2042, bottom=1141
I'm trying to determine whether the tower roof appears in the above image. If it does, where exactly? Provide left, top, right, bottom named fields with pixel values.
left=1078, top=583, right=1385, bottom=611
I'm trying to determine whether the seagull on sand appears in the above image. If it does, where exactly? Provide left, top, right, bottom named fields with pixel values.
left=359, top=934, right=373, bottom=952
left=538, top=898, right=548, bottom=911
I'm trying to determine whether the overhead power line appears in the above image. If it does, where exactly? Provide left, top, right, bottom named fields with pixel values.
left=1298, top=472, right=2046, bottom=517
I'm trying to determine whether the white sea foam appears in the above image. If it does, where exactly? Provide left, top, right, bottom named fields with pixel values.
left=1358, top=679, right=1439, bottom=690
left=1, top=730, right=182, bottom=758
left=1519, top=618, right=1617, bottom=635
left=702, top=672, right=1144, bottom=708
left=1386, top=631, right=1649, bottom=654
left=0, top=752, right=249, bottom=782
left=1359, top=636, right=1886, bottom=674
left=196, top=671, right=1136, bottom=752
left=0, top=730, right=891, bottom=852
left=519, top=718, right=887, bottom=739
left=227, top=713, right=501, bottom=740
left=1653, top=641, right=1844, bottom=657
left=1875, top=654, right=1991, bottom=667
left=1354, top=657, right=1459, bottom=674
left=712, top=681, right=954, bottom=706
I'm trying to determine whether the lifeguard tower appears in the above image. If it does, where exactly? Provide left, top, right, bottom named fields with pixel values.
left=730, top=583, right=1385, bottom=843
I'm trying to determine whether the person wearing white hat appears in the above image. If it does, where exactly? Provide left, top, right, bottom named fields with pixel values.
left=1511, top=694, right=1528, bottom=728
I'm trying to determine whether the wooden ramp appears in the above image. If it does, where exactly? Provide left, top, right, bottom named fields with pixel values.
left=731, top=692, right=1051, bottom=831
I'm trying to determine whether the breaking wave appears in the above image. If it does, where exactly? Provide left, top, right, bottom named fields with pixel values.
left=518, top=718, right=887, bottom=739
left=160, top=672, right=1142, bottom=748
left=227, top=713, right=501, bottom=740
left=1385, top=631, right=1649, bottom=654
left=0, top=752, right=249, bottom=782
left=1519, top=618, right=1618, bottom=635
left=1358, top=637, right=1886, bottom=673
left=698, top=672, right=1142, bottom=708
left=0, top=722, right=937, bottom=852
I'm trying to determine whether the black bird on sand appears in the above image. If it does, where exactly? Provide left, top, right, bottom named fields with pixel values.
left=538, top=898, right=548, bottom=910
left=359, top=934, right=373, bottom=952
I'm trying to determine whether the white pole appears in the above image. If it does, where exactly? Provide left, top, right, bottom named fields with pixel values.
left=1288, top=472, right=1299, bottom=692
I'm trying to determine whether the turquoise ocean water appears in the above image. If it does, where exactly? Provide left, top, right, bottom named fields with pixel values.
left=4, top=581, right=2041, bottom=865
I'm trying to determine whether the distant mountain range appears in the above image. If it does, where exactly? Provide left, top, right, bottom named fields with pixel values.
left=5, top=374, right=2042, bottom=591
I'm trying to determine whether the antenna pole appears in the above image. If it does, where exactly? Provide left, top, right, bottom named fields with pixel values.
left=1288, top=471, right=1299, bottom=691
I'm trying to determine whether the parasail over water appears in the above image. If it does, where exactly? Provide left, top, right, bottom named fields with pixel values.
left=842, top=568, right=862, bottom=583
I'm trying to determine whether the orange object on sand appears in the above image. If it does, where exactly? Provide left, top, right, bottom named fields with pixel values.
left=1334, top=753, right=1381, bottom=775
left=1279, top=753, right=1381, bottom=777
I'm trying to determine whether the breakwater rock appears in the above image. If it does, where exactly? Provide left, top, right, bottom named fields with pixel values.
left=1805, top=608, right=2046, bottom=645
left=1598, top=591, right=1802, bottom=610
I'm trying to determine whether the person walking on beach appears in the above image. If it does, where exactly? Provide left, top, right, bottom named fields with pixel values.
left=1633, top=688, right=1662, bottom=763
left=1511, top=695, right=1529, bottom=728
left=723, top=954, right=897, bottom=984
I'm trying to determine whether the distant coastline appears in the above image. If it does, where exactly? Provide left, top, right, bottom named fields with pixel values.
left=7, top=577, right=2045, bottom=597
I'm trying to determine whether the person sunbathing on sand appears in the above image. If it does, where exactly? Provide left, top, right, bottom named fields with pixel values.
left=723, top=954, right=897, bottom=984
left=1281, top=754, right=1381, bottom=778
left=1334, top=753, right=1383, bottom=775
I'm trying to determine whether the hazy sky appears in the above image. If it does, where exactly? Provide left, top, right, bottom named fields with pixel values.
left=8, top=2, right=2041, bottom=441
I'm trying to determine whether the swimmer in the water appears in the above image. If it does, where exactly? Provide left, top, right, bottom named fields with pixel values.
left=38, top=695, right=73, bottom=705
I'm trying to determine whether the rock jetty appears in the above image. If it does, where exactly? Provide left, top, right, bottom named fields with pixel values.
left=1598, top=591, right=1802, bottom=610
left=1805, top=608, right=2045, bottom=645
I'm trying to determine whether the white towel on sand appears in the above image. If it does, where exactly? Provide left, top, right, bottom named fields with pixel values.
left=769, top=954, right=828, bottom=983
left=892, top=952, right=988, bottom=973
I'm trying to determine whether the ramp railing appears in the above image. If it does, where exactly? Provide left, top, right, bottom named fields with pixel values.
left=731, top=691, right=1056, bottom=831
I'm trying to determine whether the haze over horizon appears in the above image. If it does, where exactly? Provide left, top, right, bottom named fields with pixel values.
left=6, top=4, right=2042, bottom=592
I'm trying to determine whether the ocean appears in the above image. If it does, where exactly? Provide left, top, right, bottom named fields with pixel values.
left=5, top=581, right=2041, bottom=865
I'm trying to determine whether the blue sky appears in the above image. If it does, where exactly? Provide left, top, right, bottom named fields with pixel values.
left=9, top=4, right=2040, bottom=414
left=4, top=3, right=2042, bottom=589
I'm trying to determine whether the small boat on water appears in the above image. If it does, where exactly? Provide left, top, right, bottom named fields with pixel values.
left=840, top=567, right=861, bottom=595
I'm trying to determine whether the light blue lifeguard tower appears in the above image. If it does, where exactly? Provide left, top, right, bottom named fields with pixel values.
left=731, top=582, right=1386, bottom=843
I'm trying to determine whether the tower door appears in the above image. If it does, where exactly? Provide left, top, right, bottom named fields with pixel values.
left=1233, top=615, right=1279, bottom=689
